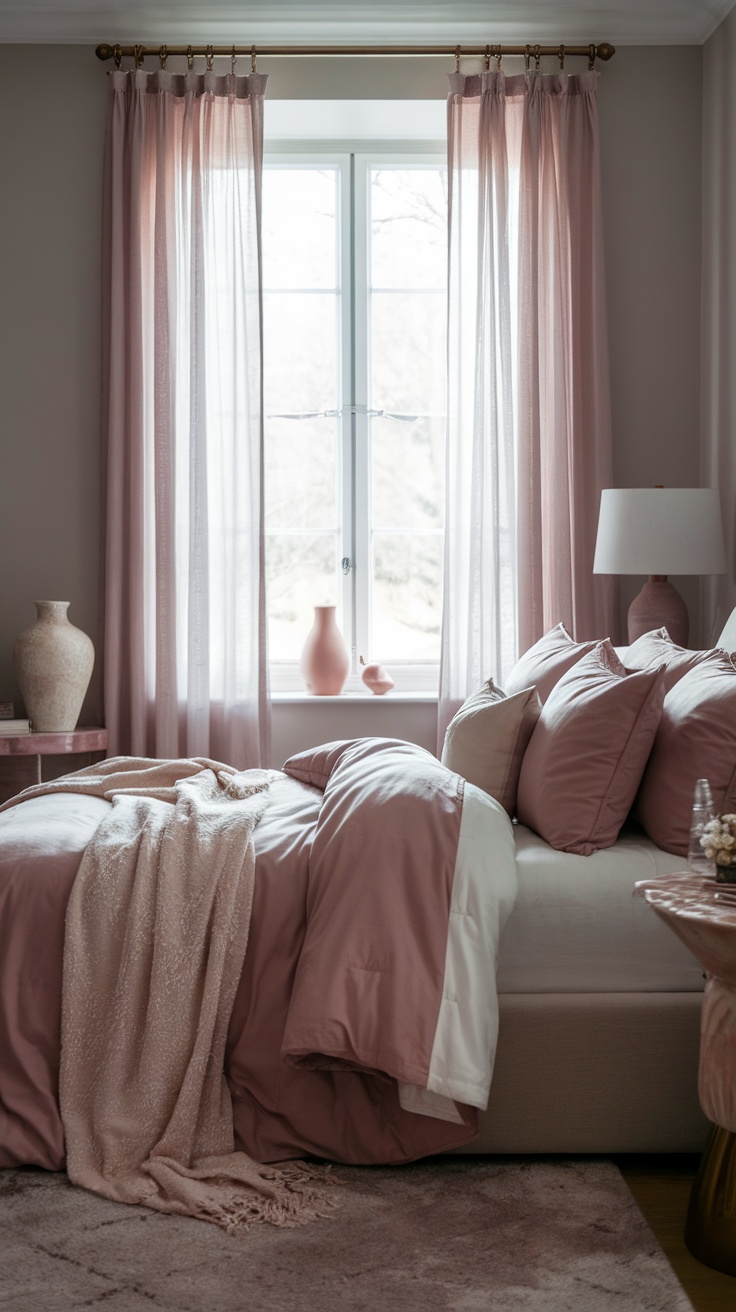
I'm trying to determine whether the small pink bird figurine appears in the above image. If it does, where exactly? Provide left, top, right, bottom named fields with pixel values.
left=360, top=655, right=394, bottom=695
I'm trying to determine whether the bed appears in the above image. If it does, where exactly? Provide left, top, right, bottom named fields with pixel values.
left=2, top=612, right=735, bottom=1183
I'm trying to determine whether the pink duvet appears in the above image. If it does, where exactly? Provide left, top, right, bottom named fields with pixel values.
left=0, top=738, right=517, bottom=1170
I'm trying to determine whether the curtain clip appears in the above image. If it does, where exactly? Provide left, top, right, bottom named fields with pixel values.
left=158, top=44, right=168, bottom=69
left=206, top=44, right=214, bottom=72
left=186, top=44, right=194, bottom=70
left=113, top=43, right=122, bottom=69
left=134, top=43, right=145, bottom=69
left=251, top=45, right=257, bottom=73
left=231, top=45, right=237, bottom=74
left=494, top=44, right=502, bottom=71
left=558, top=44, right=565, bottom=71
left=524, top=44, right=531, bottom=73
left=534, top=44, right=541, bottom=72
left=588, top=43, right=596, bottom=70
left=483, top=44, right=490, bottom=72
left=454, top=44, right=461, bottom=73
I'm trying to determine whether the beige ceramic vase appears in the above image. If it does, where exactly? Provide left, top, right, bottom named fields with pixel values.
left=299, top=605, right=350, bottom=695
left=14, top=601, right=95, bottom=732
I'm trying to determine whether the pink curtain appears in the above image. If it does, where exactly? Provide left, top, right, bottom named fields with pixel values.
left=102, top=68, right=270, bottom=766
left=439, top=69, right=616, bottom=741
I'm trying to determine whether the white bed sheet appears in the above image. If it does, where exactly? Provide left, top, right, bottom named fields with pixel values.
left=496, top=824, right=704, bottom=994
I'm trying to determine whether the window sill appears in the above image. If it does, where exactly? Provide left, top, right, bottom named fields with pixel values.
left=271, top=690, right=438, bottom=705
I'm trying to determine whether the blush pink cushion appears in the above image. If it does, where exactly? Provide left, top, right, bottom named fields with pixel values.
left=503, top=623, right=598, bottom=704
left=625, top=628, right=726, bottom=693
left=636, top=652, right=736, bottom=856
left=441, top=680, right=542, bottom=816
left=516, top=642, right=666, bottom=856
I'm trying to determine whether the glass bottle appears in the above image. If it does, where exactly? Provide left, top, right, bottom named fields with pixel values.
left=688, top=778, right=715, bottom=876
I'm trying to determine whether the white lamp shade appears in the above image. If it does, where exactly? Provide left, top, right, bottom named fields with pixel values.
left=593, top=487, right=728, bottom=576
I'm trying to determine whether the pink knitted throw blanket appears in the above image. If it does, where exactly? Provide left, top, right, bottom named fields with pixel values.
left=17, top=756, right=338, bottom=1234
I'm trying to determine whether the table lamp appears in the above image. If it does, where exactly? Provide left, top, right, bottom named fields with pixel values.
left=593, top=487, right=728, bottom=646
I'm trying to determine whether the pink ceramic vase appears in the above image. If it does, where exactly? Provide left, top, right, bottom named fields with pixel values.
left=300, top=606, right=350, bottom=695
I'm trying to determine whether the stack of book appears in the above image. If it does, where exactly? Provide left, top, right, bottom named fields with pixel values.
left=0, top=703, right=31, bottom=735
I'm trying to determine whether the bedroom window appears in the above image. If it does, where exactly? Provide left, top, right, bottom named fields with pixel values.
left=262, top=150, right=447, bottom=692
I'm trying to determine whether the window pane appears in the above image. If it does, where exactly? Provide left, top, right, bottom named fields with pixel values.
left=371, top=415, right=444, bottom=531
left=262, top=168, right=337, bottom=290
left=265, top=416, right=338, bottom=532
left=266, top=532, right=339, bottom=661
left=371, top=168, right=447, bottom=290
left=264, top=290, right=339, bottom=416
left=371, top=533, right=443, bottom=661
left=370, top=291, right=445, bottom=415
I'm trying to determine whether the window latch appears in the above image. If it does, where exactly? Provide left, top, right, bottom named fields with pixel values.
left=341, top=557, right=353, bottom=575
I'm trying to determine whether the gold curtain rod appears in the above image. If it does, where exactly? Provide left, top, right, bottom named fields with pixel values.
left=95, top=42, right=616, bottom=71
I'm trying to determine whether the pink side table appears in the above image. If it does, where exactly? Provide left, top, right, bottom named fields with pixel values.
left=0, top=728, right=108, bottom=805
left=636, top=873, right=736, bottom=1275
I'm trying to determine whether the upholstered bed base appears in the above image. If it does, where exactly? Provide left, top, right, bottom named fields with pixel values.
left=467, top=992, right=708, bottom=1154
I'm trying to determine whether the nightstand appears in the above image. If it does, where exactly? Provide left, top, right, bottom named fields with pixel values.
left=0, top=728, right=108, bottom=805
left=636, top=873, right=736, bottom=1276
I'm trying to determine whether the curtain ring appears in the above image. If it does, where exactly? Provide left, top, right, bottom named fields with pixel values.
left=113, top=43, right=122, bottom=69
left=483, top=44, right=490, bottom=72
left=134, top=44, right=144, bottom=69
left=206, top=44, right=214, bottom=71
left=524, top=45, right=531, bottom=73
left=186, top=44, right=194, bottom=70
left=558, top=44, right=565, bottom=71
left=454, top=45, right=461, bottom=73
left=251, top=45, right=257, bottom=73
left=534, top=44, right=541, bottom=71
left=588, top=43, right=596, bottom=70
left=231, top=45, right=237, bottom=74
left=158, top=44, right=168, bottom=69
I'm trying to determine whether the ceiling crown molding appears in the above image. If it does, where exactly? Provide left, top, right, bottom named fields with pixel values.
left=0, top=1, right=732, bottom=47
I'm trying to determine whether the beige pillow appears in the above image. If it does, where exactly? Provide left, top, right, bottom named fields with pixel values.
left=441, top=679, right=542, bottom=816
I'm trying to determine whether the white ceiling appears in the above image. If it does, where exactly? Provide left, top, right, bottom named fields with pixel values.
left=0, top=0, right=732, bottom=47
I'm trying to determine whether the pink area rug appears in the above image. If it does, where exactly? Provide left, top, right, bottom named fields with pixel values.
left=1, top=1157, right=694, bottom=1311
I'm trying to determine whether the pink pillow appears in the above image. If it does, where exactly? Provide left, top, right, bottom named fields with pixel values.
left=636, top=653, right=736, bottom=856
left=516, top=642, right=666, bottom=856
left=503, top=623, right=598, bottom=704
left=625, top=628, right=726, bottom=693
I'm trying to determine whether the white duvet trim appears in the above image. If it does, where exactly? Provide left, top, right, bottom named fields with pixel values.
left=419, top=781, right=517, bottom=1115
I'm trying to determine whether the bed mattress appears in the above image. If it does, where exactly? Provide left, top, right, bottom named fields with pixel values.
left=497, top=824, right=703, bottom=994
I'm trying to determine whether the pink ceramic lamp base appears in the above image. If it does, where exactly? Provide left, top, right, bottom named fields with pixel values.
left=627, top=575, right=689, bottom=646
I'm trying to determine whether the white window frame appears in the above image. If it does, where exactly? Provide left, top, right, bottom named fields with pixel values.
left=264, top=121, right=446, bottom=695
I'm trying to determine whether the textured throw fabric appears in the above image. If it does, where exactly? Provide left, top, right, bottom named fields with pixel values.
left=3, top=758, right=337, bottom=1233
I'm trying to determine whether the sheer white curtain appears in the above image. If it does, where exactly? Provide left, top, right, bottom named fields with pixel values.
left=439, top=69, right=616, bottom=741
left=103, top=67, right=270, bottom=766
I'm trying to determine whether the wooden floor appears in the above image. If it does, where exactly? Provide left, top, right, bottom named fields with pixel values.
left=615, top=1155, right=736, bottom=1312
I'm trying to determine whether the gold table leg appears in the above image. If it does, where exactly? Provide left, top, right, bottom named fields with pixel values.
left=685, top=1123, right=736, bottom=1275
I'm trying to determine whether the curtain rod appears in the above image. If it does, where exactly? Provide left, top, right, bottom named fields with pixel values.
left=95, top=42, right=616, bottom=72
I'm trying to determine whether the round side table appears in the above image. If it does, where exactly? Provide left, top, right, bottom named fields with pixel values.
left=636, top=873, right=736, bottom=1275
left=0, top=728, right=108, bottom=805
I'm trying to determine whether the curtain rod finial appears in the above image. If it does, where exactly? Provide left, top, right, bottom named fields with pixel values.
left=95, top=43, right=113, bottom=60
left=596, top=43, right=616, bottom=61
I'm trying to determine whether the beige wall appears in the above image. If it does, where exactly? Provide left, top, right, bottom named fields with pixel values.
left=0, top=44, right=707, bottom=756
left=702, top=8, right=736, bottom=645
left=598, top=46, right=704, bottom=641
left=0, top=46, right=106, bottom=723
